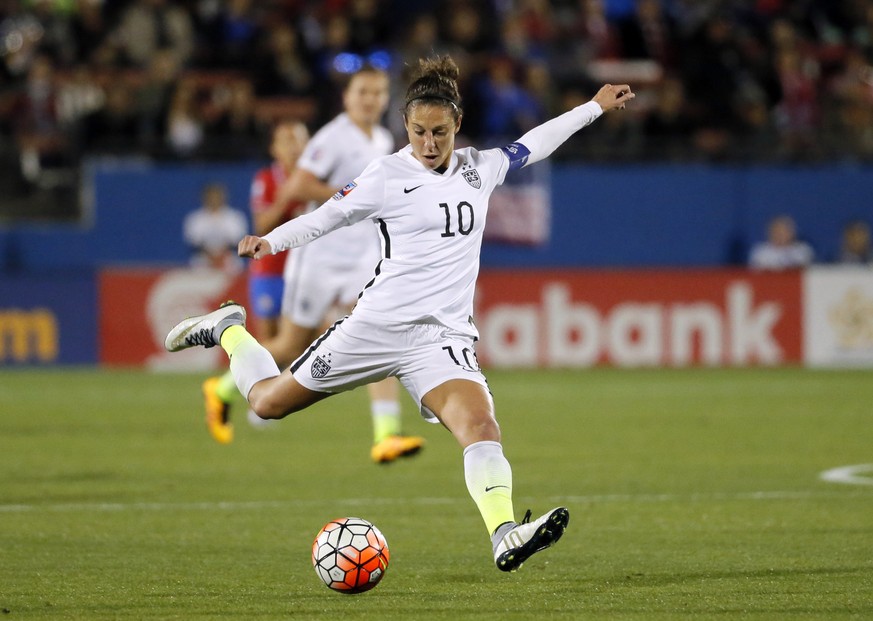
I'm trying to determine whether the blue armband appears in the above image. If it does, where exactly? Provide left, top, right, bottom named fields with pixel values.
left=501, top=142, right=531, bottom=171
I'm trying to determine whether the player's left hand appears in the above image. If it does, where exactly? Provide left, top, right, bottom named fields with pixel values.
left=591, top=84, right=635, bottom=112
left=238, top=235, right=272, bottom=260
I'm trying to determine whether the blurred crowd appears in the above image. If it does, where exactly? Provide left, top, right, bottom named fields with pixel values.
left=2, top=0, right=873, bottom=194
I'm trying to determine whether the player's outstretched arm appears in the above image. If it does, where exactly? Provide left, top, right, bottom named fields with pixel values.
left=506, top=84, right=635, bottom=170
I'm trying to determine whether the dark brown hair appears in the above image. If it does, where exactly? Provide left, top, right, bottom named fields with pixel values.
left=403, top=55, right=462, bottom=120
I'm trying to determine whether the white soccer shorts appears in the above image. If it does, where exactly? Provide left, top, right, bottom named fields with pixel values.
left=289, top=313, right=489, bottom=422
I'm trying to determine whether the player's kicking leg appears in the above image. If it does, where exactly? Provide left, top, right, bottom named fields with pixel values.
left=166, top=301, right=326, bottom=420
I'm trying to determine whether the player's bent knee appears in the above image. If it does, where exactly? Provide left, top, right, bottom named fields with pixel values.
left=247, top=384, right=292, bottom=419
left=444, top=407, right=500, bottom=445
left=248, top=376, right=328, bottom=419
left=468, top=414, right=501, bottom=442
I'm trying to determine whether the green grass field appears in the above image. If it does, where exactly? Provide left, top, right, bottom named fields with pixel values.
left=1, top=368, right=872, bottom=620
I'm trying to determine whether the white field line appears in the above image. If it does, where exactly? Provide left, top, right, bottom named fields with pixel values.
left=819, top=463, right=873, bottom=486
left=0, top=489, right=868, bottom=514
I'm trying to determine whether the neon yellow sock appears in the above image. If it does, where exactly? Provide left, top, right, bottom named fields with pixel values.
left=463, top=441, right=515, bottom=534
left=477, top=486, right=514, bottom=535
left=226, top=332, right=281, bottom=402
left=371, top=400, right=401, bottom=443
left=220, top=325, right=255, bottom=357
left=215, top=370, right=238, bottom=402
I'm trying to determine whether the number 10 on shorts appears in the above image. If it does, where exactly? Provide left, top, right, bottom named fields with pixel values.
left=442, top=345, right=480, bottom=372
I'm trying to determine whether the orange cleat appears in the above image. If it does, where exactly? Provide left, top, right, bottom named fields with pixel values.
left=202, top=377, right=233, bottom=444
left=370, top=435, right=425, bottom=464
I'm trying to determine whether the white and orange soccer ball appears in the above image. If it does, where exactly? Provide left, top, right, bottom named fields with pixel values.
left=311, top=517, right=390, bottom=594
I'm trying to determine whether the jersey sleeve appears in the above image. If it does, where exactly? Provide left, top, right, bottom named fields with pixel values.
left=501, top=101, right=603, bottom=171
left=476, top=147, right=513, bottom=187
left=262, top=159, right=385, bottom=253
left=326, top=157, right=385, bottom=223
left=296, top=129, right=338, bottom=181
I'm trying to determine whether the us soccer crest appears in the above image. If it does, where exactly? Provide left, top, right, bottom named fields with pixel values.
left=463, top=169, right=481, bottom=189
left=311, top=354, right=331, bottom=378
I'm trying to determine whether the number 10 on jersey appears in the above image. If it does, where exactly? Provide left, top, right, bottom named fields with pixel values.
left=440, top=202, right=475, bottom=237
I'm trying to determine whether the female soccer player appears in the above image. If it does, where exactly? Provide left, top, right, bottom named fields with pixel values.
left=167, top=56, right=634, bottom=571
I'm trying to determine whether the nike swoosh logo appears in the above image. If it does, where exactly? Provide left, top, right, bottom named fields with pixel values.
left=485, top=485, right=510, bottom=492
left=403, top=184, right=423, bottom=193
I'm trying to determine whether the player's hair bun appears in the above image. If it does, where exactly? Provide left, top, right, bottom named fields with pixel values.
left=404, top=55, right=462, bottom=118
left=412, top=56, right=460, bottom=83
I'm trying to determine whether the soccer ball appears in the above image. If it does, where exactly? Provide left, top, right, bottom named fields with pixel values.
left=311, top=517, right=390, bottom=594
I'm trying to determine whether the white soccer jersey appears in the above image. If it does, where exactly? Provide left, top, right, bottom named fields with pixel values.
left=265, top=144, right=510, bottom=338
left=263, top=101, right=605, bottom=337
left=292, top=112, right=394, bottom=271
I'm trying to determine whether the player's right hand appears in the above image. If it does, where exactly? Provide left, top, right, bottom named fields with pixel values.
left=238, top=235, right=272, bottom=260
left=591, top=84, right=634, bottom=112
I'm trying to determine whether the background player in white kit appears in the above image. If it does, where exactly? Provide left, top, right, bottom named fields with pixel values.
left=166, top=56, right=634, bottom=572
left=204, top=66, right=424, bottom=463
left=278, top=65, right=424, bottom=464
